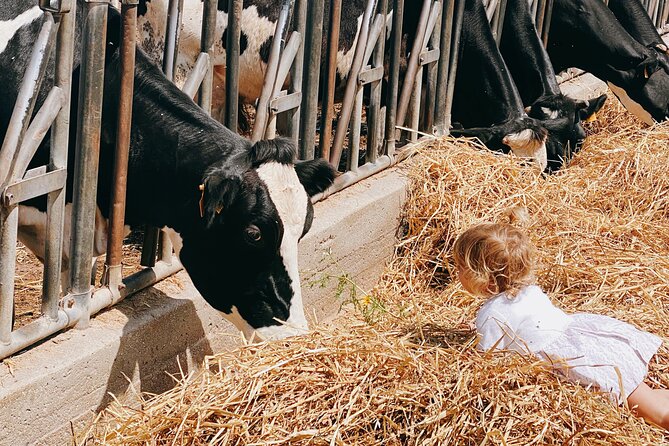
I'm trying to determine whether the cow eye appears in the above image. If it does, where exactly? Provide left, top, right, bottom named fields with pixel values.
left=245, top=225, right=262, bottom=243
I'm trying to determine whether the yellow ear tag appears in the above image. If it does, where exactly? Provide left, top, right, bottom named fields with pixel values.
left=198, top=184, right=205, bottom=218
left=215, top=204, right=224, bottom=214
left=585, top=112, right=597, bottom=123
left=644, top=65, right=650, bottom=79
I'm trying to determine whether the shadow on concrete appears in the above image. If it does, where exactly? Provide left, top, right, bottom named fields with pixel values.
left=95, top=287, right=213, bottom=412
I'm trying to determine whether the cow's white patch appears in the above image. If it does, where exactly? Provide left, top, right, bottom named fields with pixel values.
left=607, top=82, right=655, bottom=126
left=0, top=6, right=42, bottom=54
left=162, top=226, right=184, bottom=257
left=541, top=107, right=559, bottom=120
left=503, top=129, right=548, bottom=171
left=255, top=162, right=309, bottom=338
left=336, top=14, right=364, bottom=80
left=222, top=306, right=257, bottom=340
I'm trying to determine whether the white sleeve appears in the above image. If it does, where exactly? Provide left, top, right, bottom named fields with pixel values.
left=476, top=308, right=514, bottom=351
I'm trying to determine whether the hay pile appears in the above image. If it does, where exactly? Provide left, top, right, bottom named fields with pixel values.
left=84, top=98, right=669, bottom=445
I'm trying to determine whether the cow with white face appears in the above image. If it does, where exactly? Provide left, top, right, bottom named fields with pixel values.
left=2, top=1, right=336, bottom=341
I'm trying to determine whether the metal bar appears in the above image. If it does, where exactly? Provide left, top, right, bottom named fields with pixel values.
left=348, top=89, right=363, bottom=172
left=367, top=0, right=389, bottom=164
left=396, top=0, right=432, bottom=129
left=358, top=66, right=385, bottom=84
left=0, top=258, right=182, bottom=360
left=8, top=88, right=64, bottom=182
left=272, top=32, right=302, bottom=98
left=288, top=0, right=307, bottom=144
left=330, top=0, right=377, bottom=167
left=0, top=207, right=18, bottom=344
left=224, top=0, right=241, bottom=130
left=104, top=0, right=137, bottom=289
left=68, top=1, right=108, bottom=328
left=0, top=14, right=58, bottom=187
left=433, top=0, right=454, bottom=135
left=409, top=74, right=421, bottom=141
left=252, top=0, right=293, bottom=142
left=3, top=170, right=67, bottom=206
left=423, top=2, right=443, bottom=133
left=182, top=53, right=210, bottom=98
left=384, top=0, right=404, bottom=157
left=445, top=0, right=465, bottom=132
left=162, top=0, right=184, bottom=81
left=541, top=0, right=554, bottom=47
left=300, top=0, right=325, bottom=160
left=270, top=92, right=303, bottom=114
left=319, top=0, right=343, bottom=161
left=44, top=3, right=76, bottom=320
left=313, top=145, right=416, bottom=202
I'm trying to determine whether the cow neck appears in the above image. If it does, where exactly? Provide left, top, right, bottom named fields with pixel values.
left=119, top=51, right=251, bottom=230
left=608, top=0, right=665, bottom=48
left=453, top=0, right=525, bottom=127
left=549, top=0, right=650, bottom=85
left=500, top=0, right=560, bottom=105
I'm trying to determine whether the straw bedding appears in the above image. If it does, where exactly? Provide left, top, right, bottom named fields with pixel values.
left=84, top=98, right=669, bottom=445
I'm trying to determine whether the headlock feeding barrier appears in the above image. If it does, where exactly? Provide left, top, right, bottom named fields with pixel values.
left=0, top=0, right=668, bottom=360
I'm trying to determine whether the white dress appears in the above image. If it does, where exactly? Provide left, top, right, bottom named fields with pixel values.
left=476, top=285, right=662, bottom=403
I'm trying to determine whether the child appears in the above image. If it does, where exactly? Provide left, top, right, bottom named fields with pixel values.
left=453, top=222, right=669, bottom=430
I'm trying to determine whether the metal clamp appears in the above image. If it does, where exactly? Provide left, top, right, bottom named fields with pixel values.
left=39, top=0, right=72, bottom=13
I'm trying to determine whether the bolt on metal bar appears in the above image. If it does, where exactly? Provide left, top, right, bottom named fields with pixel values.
left=384, top=0, right=404, bottom=157
left=68, top=1, right=108, bottom=328
left=395, top=0, right=432, bottom=129
left=43, top=4, right=76, bottom=321
left=444, top=0, right=465, bottom=131
left=330, top=0, right=378, bottom=168
left=300, top=0, right=325, bottom=160
left=434, top=0, right=455, bottom=135
left=0, top=14, right=58, bottom=187
left=224, top=0, right=242, bottom=130
left=199, top=0, right=217, bottom=116
left=319, top=0, right=343, bottom=161
left=366, top=0, right=389, bottom=163
left=252, top=0, right=293, bottom=142
left=104, top=0, right=138, bottom=289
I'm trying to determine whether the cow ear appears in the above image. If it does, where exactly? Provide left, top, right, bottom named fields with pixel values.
left=295, top=159, right=336, bottom=197
left=249, top=138, right=296, bottom=167
left=200, top=160, right=248, bottom=227
left=578, top=94, right=607, bottom=121
left=637, top=54, right=661, bottom=79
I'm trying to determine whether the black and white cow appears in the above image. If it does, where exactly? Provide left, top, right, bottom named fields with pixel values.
left=1, top=1, right=335, bottom=340
left=450, top=0, right=548, bottom=169
left=608, top=0, right=669, bottom=72
left=548, top=0, right=669, bottom=124
left=499, top=0, right=606, bottom=171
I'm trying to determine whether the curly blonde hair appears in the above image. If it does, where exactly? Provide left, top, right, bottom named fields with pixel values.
left=453, top=223, right=535, bottom=298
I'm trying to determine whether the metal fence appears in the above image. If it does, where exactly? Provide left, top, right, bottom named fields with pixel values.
left=2, top=0, right=669, bottom=360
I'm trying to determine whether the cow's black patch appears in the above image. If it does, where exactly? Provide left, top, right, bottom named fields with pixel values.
left=221, top=29, right=249, bottom=56
left=138, top=0, right=151, bottom=17
left=258, top=37, right=272, bottom=64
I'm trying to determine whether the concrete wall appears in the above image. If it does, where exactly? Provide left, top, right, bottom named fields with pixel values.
left=0, top=166, right=410, bottom=446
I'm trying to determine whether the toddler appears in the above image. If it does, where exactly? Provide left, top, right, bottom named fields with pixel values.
left=453, top=222, right=668, bottom=430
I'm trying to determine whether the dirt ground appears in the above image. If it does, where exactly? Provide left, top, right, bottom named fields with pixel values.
left=13, top=231, right=145, bottom=329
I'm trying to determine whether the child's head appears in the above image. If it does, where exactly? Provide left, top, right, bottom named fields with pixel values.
left=453, top=223, right=535, bottom=298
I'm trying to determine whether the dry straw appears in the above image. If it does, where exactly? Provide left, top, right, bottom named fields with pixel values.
left=84, top=98, right=668, bottom=445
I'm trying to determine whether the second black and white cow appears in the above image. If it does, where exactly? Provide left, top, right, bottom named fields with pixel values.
left=500, top=0, right=606, bottom=171
left=2, top=1, right=335, bottom=340
left=548, top=0, right=669, bottom=124
left=450, top=0, right=548, bottom=169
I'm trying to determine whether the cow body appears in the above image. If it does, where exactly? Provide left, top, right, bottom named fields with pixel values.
left=500, top=0, right=606, bottom=171
left=2, top=1, right=335, bottom=340
left=548, top=0, right=669, bottom=124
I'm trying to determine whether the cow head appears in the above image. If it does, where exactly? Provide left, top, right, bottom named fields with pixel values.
left=176, top=138, right=335, bottom=341
left=528, top=94, right=607, bottom=171
left=607, top=62, right=669, bottom=124
left=451, top=117, right=549, bottom=170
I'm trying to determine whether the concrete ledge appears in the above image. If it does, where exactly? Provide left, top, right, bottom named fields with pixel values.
left=0, top=166, right=410, bottom=446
